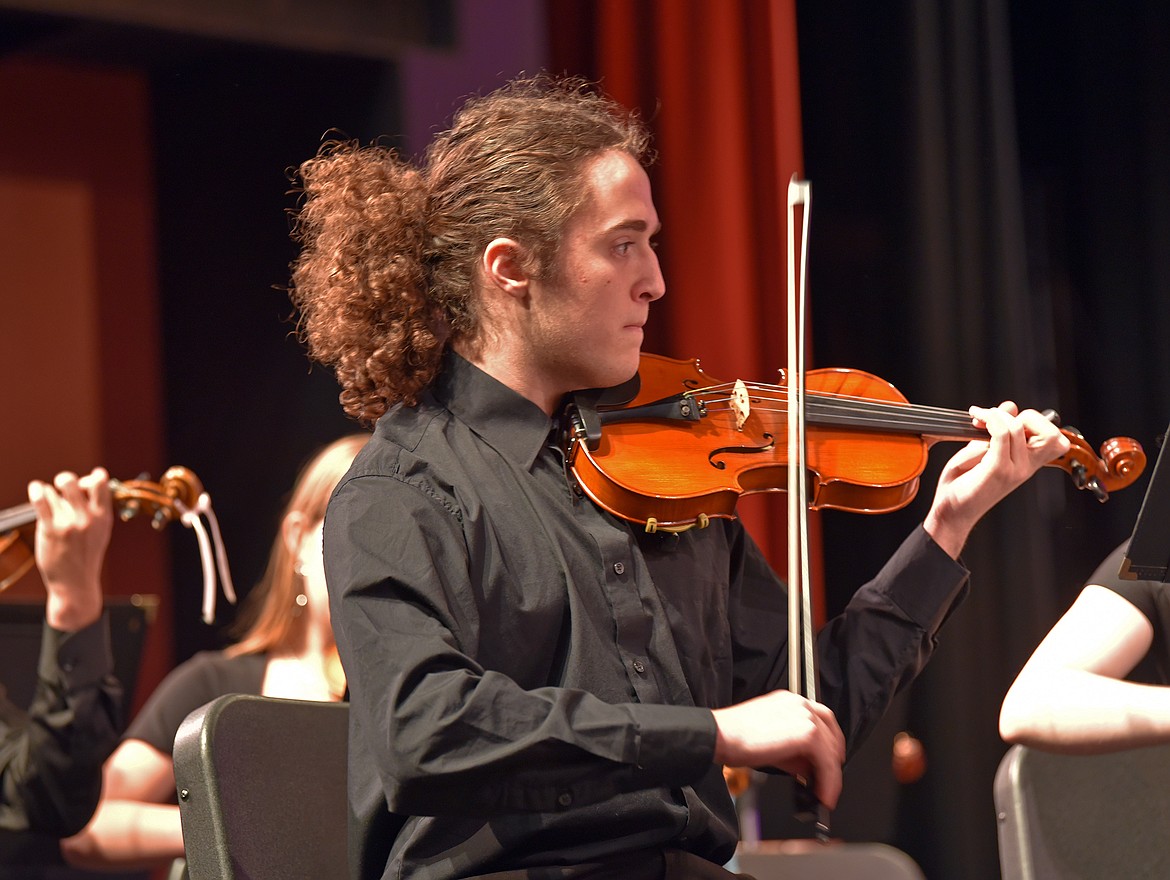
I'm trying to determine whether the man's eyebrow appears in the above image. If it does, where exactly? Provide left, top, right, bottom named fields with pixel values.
left=605, top=219, right=662, bottom=235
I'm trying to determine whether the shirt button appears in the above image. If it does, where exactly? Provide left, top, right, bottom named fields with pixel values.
left=613, top=562, right=625, bottom=575
left=557, top=792, right=573, bottom=808
left=632, top=660, right=646, bottom=674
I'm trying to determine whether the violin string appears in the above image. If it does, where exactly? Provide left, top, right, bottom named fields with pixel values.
left=702, top=381, right=978, bottom=419
left=685, top=380, right=973, bottom=417
left=687, top=385, right=980, bottom=433
left=752, top=398, right=974, bottom=427
left=696, top=402, right=973, bottom=428
left=699, top=391, right=971, bottom=420
left=708, top=405, right=981, bottom=436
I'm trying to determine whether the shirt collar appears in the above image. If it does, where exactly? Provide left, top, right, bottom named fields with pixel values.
left=434, top=350, right=557, bottom=471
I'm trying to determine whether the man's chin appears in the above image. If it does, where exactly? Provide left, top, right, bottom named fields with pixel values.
left=567, top=359, right=640, bottom=395
left=603, top=351, right=644, bottom=389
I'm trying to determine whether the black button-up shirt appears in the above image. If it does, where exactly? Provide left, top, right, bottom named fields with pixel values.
left=325, top=353, right=969, bottom=880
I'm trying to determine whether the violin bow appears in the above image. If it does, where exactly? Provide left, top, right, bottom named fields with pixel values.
left=787, top=175, right=831, bottom=841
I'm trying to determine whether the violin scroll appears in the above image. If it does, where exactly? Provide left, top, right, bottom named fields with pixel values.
left=113, top=466, right=204, bottom=528
left=0, top=466, right=206, bottom=593
left=1053, top=428, right=1146, bottom=503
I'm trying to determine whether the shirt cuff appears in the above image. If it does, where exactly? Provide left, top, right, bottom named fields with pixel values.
left=39, top=614, right=115, bottom=693
left=881, top=525, right=971, bottom=633
left=628, top=702, right=717, bottom=782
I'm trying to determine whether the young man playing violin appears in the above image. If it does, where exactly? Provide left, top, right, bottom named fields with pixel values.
left=1, top=469, right=122, bottom=859
left=288, top=75, right=1069, bottom=880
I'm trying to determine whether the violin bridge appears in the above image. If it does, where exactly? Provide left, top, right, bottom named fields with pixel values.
left=732, top=379, right=750, bottom=431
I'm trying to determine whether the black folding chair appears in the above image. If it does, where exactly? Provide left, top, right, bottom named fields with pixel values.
left=173, top=694, right=349, bottom=880
left=734, top=840, right=925, bottom=879
left=994, top=742, right=1170, bottom=879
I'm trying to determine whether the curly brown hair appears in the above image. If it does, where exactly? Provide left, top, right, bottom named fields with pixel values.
left=288, top=75, right=652, bottom=423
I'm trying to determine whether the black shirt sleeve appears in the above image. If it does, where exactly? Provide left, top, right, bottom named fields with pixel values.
left=0, top=615, right=122, bottom=837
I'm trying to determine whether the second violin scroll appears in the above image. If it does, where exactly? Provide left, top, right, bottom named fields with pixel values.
left=0, top=467, right=205, bottom=593
left=563, top=353, right=1146, bottom=531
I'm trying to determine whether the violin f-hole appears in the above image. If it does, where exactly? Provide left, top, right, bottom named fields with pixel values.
left=708, top=433, right=775, bottom=470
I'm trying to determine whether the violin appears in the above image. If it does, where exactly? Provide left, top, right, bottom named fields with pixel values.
left=563, top=353, right=1147, bottom=532
left=0, top=467, right=204, bottom=593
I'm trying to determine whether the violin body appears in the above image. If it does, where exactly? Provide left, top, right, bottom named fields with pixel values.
left=0, top=527, right=35, bottom=592
left=564, top=353, right=1146, bottom=530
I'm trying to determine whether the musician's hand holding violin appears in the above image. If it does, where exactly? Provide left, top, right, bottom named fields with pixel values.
left=28, top=468, right=113, bottom=632
left=924, top=402, right=1070, bottom=559
left=711, top=689, right=846, bottom=810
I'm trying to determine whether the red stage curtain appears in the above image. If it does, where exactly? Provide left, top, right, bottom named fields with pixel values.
left=548, top=0, right=823, bottom=617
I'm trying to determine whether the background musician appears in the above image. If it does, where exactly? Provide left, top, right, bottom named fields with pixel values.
left=58, top=435, right=365, bottom=872
left=1001, top=540, right=1170, bottom=753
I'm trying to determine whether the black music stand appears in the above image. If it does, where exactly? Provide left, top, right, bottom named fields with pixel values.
left=1121, top=424, right=1170, bottom=582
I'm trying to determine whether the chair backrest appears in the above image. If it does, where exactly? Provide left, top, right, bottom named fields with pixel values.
left=734, top=841, right=925, bottom=879
left=173, top=693, right=349, bottom=880
left=994, top=742, right=1170, bottom=880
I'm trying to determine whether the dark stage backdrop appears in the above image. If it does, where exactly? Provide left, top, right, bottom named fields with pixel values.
left=149, top=45, right=396, bottom=660
left=791, top=2, right=1170, bottom=878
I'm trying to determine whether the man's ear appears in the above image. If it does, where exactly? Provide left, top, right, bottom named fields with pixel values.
left=482, top=237, right=531, bottom=300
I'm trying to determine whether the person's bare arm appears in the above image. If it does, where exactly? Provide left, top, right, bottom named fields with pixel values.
left=59, top=739, right=185, bottom=869
left=999, top=584, right=1170, bottom=753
